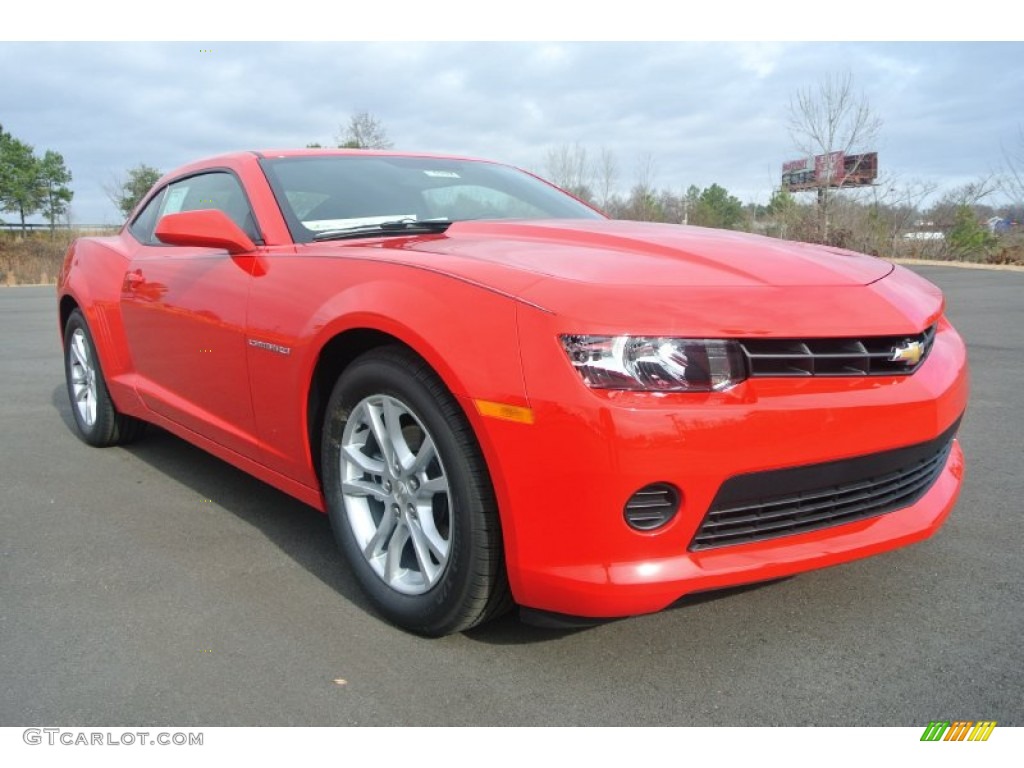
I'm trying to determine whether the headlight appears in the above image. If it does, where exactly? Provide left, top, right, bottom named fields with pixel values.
left=560, top=335, right=747, bottom=392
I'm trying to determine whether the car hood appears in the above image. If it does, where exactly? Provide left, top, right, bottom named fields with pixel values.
left=329, top=219, right=941, bottom=336
left=409, top=219, right=894, bottom=289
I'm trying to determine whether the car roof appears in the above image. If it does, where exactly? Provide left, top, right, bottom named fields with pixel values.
left=252, top=148, right=488, bottom=162
left=161, top=148, right=504, bottom=181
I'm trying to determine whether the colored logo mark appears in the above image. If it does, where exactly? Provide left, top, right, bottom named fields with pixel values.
left=889, top=340, right=924, bottom=365
left=920, top=720, right=997, bottom=742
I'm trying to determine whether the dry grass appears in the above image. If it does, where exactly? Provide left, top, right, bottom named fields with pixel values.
left=989, top=235, right=1024, bottom=266
left=893, top=237, right=1024, bottom=266
left=0, top=229, right=115, bottom=286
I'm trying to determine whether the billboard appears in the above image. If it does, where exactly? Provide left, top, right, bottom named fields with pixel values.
left=842, top=152, right=878, bottom=185
left=782, top=152, right=877, bottom=191
left=782, top=157, right=815, bottom=188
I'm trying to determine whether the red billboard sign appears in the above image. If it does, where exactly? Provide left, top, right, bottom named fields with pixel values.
left=815, top=151, right=845, bottom=183
left=782, top=151, right=877, bottom=191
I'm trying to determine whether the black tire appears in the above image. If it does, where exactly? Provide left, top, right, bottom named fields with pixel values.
left=63, top=309, right=145, bottom=447
left=321, top=346, right=511, bottom=636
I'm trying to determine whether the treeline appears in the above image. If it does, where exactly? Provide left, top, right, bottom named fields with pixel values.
left=541, top=143, right=1023, bottom=265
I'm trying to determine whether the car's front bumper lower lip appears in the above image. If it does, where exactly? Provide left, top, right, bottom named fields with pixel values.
left=514, top=439, right=962, bottom=617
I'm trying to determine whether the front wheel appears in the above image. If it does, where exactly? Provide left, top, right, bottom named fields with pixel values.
left=321, top=346, right=510, bottom=635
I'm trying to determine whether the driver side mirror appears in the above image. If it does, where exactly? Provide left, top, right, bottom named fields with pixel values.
left=154, top=210, right=256, bottom=254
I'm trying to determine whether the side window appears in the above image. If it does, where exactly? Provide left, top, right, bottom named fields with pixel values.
left=155, top=172, right=262, bottom=244
left=128, top=188, right=166, bottom=243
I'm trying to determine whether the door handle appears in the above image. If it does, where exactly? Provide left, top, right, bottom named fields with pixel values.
left=124, top=270, right=145, bottom=290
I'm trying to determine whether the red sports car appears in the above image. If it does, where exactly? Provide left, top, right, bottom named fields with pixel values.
left=57, top=150, right=969, bottom=635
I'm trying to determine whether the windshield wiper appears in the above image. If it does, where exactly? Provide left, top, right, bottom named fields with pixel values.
left=312, top=218, right=452, bottom=241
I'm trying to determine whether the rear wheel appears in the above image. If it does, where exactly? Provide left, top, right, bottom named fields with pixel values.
left=63, top=309, right=145, bottom=446
left=321, top=346, right=511, bottom=635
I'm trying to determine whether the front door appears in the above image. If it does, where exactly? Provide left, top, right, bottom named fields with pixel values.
left=120, top=171, right=262, bottom=459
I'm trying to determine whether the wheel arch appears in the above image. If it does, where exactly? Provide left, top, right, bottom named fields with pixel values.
left=302, top=311, right=523, bottom=566
left=56, top=236, right=136, bottom=390
left=306, top=327, right=410, bottom=485
left=304, top=318, right=493, bottom=483
left=58, top=293, right=80, bottom=342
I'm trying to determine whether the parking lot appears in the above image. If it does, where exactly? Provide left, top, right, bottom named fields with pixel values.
left=1, top=264, right=1021, bottom=726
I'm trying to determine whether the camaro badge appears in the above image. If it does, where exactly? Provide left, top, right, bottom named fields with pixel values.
left=248, top=338, right=291, bottom=356
left=890, top=340, right=924, bottom=365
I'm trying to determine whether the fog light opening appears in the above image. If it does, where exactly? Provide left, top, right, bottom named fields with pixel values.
left=624, top=483, right=681, bottom=531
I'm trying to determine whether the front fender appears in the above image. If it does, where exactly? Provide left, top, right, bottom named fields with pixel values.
left=245, top=258, right=530, bottom=517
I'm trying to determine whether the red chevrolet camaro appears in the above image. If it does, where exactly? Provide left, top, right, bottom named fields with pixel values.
left=57, top=150, right=969, bottom=635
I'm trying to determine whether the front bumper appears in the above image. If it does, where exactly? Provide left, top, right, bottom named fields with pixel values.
left=467, top=314, right=969, bottom=619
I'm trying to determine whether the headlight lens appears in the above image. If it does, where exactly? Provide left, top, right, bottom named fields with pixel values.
left=560, top=335, right=747, bottom=392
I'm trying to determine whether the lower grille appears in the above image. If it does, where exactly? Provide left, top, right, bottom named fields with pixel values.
left=689, top=418, right=960, bottom=551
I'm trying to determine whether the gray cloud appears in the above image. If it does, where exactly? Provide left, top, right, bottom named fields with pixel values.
left=2, top=41, right=1021, bottom=224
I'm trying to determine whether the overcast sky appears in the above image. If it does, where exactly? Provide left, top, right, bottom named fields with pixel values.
left=2, top=39, right=1022, bottom=225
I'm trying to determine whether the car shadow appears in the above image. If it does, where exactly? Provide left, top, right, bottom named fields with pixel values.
left=51, top=384, right=788, bottom=645
left=49, top=384, right=377, bottom=620
left=463, top=579, right=790, bottom=645
left=53, top=383, right=77, bottom=434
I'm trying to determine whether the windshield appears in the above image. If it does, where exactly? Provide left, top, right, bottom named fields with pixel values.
left=259, top=154, right=603, bottom=243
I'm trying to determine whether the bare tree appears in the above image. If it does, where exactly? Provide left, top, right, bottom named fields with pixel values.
left=623, top=152, right=661, bottom=222
left=861, top=176, right=939, bottom=256
left=544, top=142, right=592, bottom=201
left=595, top=146, right=618, bottom=212
left=931, top=176, right=999, bottom=215
left=1002, top=126, right=1024, bottom=205
left=335, top=111, right=394, bottom=149
left=788, top=72, right=882, bottom=243
left=633, top=152, right=656, bottom=192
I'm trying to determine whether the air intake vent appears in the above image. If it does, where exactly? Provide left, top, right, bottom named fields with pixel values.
left=624, top=483, right=680, bottom=531
left=740, top=325, right=936, bottom=377
left=689, top=417, right=961, bottom=550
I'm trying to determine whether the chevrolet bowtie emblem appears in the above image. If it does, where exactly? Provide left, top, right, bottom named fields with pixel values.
left=890, top=340, right=924, bottom=365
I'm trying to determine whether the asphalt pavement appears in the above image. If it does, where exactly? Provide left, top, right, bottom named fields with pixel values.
left=1, top=265, right=1021, bottom=726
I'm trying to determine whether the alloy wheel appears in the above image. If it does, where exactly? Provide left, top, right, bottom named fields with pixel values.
left=339, top=394, right=453, bottom=595
left=68, top=327, right=98, bottom=428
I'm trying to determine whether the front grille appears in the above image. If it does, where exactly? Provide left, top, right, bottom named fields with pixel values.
left=689, top=418, right=960, bottom=551
left=740, top=325, right=936, bottom=377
